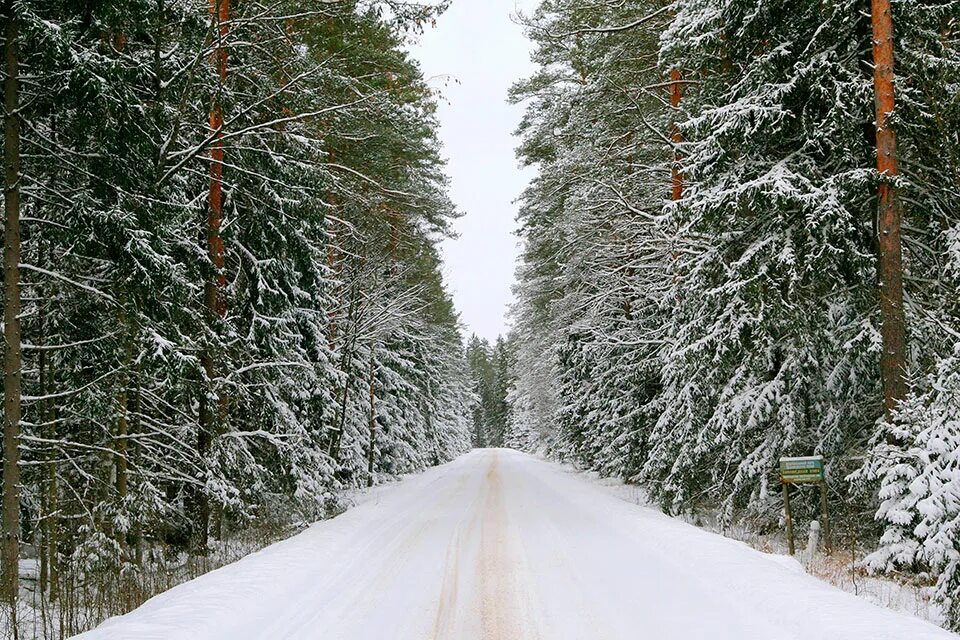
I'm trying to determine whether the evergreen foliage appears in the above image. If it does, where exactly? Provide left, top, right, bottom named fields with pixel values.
left=465, top=335, right=512, bottom=447
left=1, top=1, right=471, bottom=633
left=507, top=0, right=960, bottom=627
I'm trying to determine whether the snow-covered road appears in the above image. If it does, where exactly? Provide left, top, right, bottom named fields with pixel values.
left=76, top=449, right=954, bottom=640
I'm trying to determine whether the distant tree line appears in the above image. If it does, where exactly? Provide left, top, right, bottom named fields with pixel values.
left=465, top=335, right=512, bottom=448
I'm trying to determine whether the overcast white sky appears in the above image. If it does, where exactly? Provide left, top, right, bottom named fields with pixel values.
left=409, top=0, right=539, bottom=343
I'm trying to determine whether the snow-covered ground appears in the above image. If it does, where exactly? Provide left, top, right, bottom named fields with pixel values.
left=74, top=449, right=956, bottom=639
left=564, top=464, right=948, bottom=627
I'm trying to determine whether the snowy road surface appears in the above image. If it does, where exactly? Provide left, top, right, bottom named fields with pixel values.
left=76, top=449, right=954, bottom=640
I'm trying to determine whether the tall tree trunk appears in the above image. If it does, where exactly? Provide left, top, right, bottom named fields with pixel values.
left=205, top=0, right=229, bottom=323
left=2, top=1, right=21, bottom=624
left=870, top=0, right=908, bottom=417
left=38, top=284, right=58, bottom=601
left=129, top=359, right=143, bottom=566
left=326, top=234, right=339, bottom=348
left=329, top=277, right=361, bottom=463
left=207, top=0, right=229, bottom=322
left=115, top=325, right=133, bottom=501
left=46, top=367, right=58, bottom=603
left=423, top=380, right=439, bottom=466
left=195, top=373, right=212, bottom=551
left=37, top=271, right=47, bottom=595
left=115, top=390, right=128, bottom=499
left=669, top=68, right=683, bottom=202
left=366, top=353, right=377, bottom=488
left=325, top=192, right=340, bottom=350
left=196, top=0, right=230, bottom=552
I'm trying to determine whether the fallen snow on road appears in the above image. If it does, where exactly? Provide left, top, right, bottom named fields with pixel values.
left=558, top=462, right=948, bottom=626
left=75, top=449, right=956, bottom=640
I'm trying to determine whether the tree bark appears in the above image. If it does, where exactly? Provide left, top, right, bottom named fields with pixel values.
left=130, top=360, right=143, bottom=566
left=205, top=0, right=228, bottom=321
left=38, top=291, right=58, bottom=601
left=196, top=0, right=230, bottom=553
left=670, top=68, right=683, bottom=202
left=329, top=279, right=360, bottom=463
left=366, top=354, right=377, bottom=488
left=115, top=315, right=134, bottom=502
left=326, top=219, right=339, bottom=349
left=46, top=370, right=58, bottom=602
left=37, top=271, right=47, bottom=595
left=115, top=387, right=128, bottom=498
left=423, top=380, right=439, bottom=466
left=194, top=369, right=211, bottom=551
left=2, top=0, right=21, bottom=622
left=870, top=0, right=908, bottom=417
left=207, top=0, right=229, bottom=324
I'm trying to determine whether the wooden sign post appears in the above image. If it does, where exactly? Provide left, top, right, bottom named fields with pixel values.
left=779, top=456, right=831, bottom=556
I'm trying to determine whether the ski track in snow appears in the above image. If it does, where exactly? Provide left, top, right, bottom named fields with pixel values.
left=74, top=449, right=956, bottom=640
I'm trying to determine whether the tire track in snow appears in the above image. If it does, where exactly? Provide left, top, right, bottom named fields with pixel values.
left=430, top=521, right=463, bottom=639
left=253, top=462, right=478, bottom=639
left=478, top=453, right=542, bottom=640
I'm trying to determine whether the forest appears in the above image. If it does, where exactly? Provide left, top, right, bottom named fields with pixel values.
left=465, top=335, right=511, bottom=448
left=0, top=1, right=475, bottom=637
left=504, top=0, right=960, bottom=630
left=1, top=0, right=959, bottom=637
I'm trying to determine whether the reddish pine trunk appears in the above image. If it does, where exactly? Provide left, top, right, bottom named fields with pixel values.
left=670, top=68, right=683, bottom=202
left=207, top=0, right=228, bottom=320
left=870, top=0, right=908, bottom=417
left=2, top=0, right=21, bottom=623
left=196, top=0, right=230, bottom=552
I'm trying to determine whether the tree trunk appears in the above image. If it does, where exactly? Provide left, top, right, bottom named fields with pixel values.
left=366, top=354, right=377, bottom=488
left=37, top=271, right=49, bottom=596
left=329, top=281, right=360, bottom=463
left=670, top=68, right=683, bottom=202
left=326, top=220, right=339, bottom=349
left=46, top=373, right=58, bottom=603
left=130, top=361, right=143, bottom=566
left=194, top=362, right=212, bottom=552
left=196, top=0, right=230, bottom=553
left=423, top=380, right=440, bottom=466
left=38, top=303, right=59, bottom=601
left=2, top=1, right=22, bottom=622
left=207, top=0, right=229, bottom=324
left=115, top=389, right=128, bottom=497
left=870, top=0, right=908, bottom=418
left=115, top=320, right=134, bottom=502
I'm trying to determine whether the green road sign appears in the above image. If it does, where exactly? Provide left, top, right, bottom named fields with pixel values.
left=779, top=456, right=824, bottom=484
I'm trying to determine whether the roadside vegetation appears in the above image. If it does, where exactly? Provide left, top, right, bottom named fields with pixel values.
left=0, top=2, right=472, bottom=637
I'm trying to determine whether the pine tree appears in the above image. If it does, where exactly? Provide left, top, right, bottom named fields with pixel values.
left=507, top=0, right=672, bottom=476
left=509, top=0, right=960, bottom=625
left=0, top=1, right=474, bottom=634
